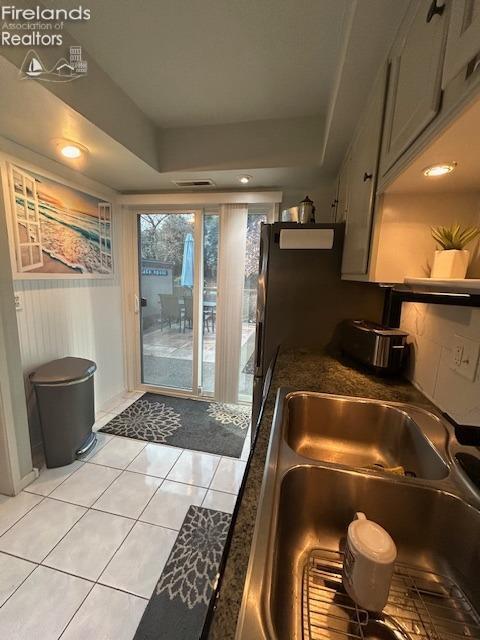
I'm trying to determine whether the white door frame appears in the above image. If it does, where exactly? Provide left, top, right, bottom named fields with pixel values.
left=0, top=167, right=36, bottom=495
left=121, top=202, right=279, bottom=401
left=133, top=209, right=204, bottom=399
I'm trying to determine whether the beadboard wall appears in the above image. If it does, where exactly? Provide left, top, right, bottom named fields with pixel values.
left=13, top=259, right=125, bottom=457
left=0, top=141, right=126, bottom=455
left=14, top=277, right=125, bottom=406
left=400, top=303, right=480, bottom=426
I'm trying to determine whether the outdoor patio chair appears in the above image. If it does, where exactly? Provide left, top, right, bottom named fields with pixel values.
left=203, top=303, right=216, bottom=333
left=158, top=294, right=181, bottom=330
left=181, top=296, right=193, bottom=332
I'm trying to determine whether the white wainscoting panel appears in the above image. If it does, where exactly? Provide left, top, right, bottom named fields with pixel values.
left=14, top=277, right=125, bottom=451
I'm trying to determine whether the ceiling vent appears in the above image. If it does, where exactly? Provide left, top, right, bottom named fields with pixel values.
left=172, top=178, right=216, bottom=188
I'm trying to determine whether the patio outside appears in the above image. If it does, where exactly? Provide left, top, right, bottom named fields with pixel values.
left=139, top=213, right=264, bottom=399
left=142, top=297, right=257, bottom=396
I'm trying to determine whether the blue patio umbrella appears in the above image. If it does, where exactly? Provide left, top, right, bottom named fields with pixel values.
left=180, top=232, right=194, bottom=287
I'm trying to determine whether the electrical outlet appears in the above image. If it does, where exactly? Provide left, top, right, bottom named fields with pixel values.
left=453, top=343, right=463, bottom=366
left=14, top=292, right=22, bottom=311
left=450, top=334, right=480, bottom=381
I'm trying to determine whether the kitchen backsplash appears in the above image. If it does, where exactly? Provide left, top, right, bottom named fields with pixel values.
left=400, top=303, right=480, bottom=426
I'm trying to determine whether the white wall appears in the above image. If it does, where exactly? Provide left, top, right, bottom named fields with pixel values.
left=371, top=192, right=480, bottom=282
left=0, top=143, right=125, bottom=457
left=401, top=303, right=480, bottom=426
left=377, top=190, right=480, bottom=426
left=14, top=278, right=125, bottom=409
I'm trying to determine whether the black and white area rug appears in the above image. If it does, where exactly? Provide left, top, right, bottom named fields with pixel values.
left=100, top=393, right=250, bottom=458
left=134, top=505, right=232, bottom=640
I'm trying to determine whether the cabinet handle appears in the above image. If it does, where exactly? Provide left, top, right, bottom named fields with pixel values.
left=363, top=172, right=373, bottom=182
left=426, top=0, right=445, bottom=23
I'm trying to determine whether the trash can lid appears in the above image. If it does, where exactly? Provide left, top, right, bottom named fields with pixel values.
left=30, top=357, right=97, bottom=385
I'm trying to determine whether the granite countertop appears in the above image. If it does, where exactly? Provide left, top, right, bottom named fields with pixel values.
left=207, top=347, right=433, bottom=640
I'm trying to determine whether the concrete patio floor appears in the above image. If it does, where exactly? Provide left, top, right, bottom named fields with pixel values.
left=141, top=322, right=256, bottom=395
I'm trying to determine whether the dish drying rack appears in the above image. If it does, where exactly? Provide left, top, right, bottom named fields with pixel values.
left=302, top=548, right=480, bottom=640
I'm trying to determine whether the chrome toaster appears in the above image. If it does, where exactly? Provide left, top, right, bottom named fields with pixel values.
left=339, top=319, right=409, bottom=374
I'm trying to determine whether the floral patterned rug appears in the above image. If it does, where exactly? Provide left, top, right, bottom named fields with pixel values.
left=100, top=393, right=250, bottom=458
left=133, top=505, right=232, bottom=640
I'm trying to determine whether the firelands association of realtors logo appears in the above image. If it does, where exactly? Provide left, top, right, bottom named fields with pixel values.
left=1, top=4, right=90, bottom=82
left=20, top=46, right=88, bottom=82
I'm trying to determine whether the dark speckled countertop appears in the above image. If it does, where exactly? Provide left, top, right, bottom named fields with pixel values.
left=207, top=347, right=433, bottom=640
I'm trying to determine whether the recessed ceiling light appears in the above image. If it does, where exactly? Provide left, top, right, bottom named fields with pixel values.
left=423, top=162, right=456, bottom=177
left=238, top=175, right=252, bottom=184
left=61, top=144, right=82, bottom=159
left=53, top=139, right=88, bottom=160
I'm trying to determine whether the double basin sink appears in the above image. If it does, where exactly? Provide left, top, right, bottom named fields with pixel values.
left=236, top=391, right=480, bottom=640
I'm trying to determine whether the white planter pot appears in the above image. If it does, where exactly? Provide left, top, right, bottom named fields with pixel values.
left=431, top=249, right=469, bottom=279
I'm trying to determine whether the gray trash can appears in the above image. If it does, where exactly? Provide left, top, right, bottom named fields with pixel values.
left=31, top=357, right=97, bottom=468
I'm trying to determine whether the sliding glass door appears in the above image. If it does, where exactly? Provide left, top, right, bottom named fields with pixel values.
left=201, top=212, right=219, bottom=395
left=238, top=211, right=268, bottom=400
left=137, top=207, right=269, bottom=402
left=139, top=212, right=198, bottom=391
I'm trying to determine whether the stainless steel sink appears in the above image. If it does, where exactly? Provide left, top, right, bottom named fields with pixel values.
left=284, top=392, right=449, bottom=480
left=235, top=390, right=480, bottom=640
left=271, top=466, right=480, bottom=640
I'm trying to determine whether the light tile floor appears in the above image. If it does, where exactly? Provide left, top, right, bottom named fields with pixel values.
left=0, top=391, right=249, bottom=639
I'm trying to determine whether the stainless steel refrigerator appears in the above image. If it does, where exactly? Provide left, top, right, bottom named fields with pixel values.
left=251, top=222, right=386, bottom=433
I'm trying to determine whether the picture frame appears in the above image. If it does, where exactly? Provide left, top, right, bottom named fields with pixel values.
left=3, top=160, right=114, bottom=279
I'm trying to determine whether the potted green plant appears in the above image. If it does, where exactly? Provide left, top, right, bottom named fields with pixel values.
left=431, top=224, right=480, bottom=279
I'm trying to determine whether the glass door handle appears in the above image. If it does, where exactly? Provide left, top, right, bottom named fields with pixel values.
left=255, top=321, right=263, bottom=370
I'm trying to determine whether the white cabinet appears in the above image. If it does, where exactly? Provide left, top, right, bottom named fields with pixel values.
left=335, top=155, right=350, bottom=223
left=341, top=69, right=387, bottom=275
left=443, top=0, right=480, bottom=85
left=380, top=0, right=449, bottom=176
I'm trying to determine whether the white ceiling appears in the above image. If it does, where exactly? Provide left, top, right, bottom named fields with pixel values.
left=0, top=56, right=323, bottom=192
left=47, top=0, right=349, bottom=128
left=1, top=1, right=409, bottom=192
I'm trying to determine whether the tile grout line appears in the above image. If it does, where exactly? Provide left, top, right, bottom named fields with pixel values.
left=23, top=428, right=117, bottom=501
left=54, top=567, right=95, bottom=640
left=81, top=474, right=182, bottom=602
left=33, top=477, right=151, bottom=619
left=132, top=456, right=182, bottom=525
left=37, top=507, right=92, bottom=565
left=75, top=441, right=187, bottom=598
left=41, top=462, right=124, bottom=511
left=200, top=454, right=224, bottom=508
left=41, top=510, right=136, bottom=572
left=90, top=469, right=162, bottom=520
left=0, top=555, right=37, bottom=611
left=57, top=581, right=96, bottom=640
left=0, top=506, right=171, bottom=607
left=96, top=447, right=224, bottom=594
left=0, top=436, right=244, bottom=631
left=93, top=507, right=180, bottom=534
left=0, top=495, right=46, bottom=540
left=87, top=436, right=148, bottom=468
left=31, top=462, right=137, bottom=571
left=59, top=575, right=151, bottom=639
left=1, top=445, right=237, bottom=552
left=24, top=460, right=86, bottom=500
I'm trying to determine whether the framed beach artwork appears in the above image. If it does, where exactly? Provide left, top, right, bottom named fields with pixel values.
left=6, top=163, right=113, bottom=278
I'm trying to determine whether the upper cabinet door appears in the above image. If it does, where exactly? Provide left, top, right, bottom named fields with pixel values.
left=335, top=155, right=350, bottom=223
left=380, top=0, right=449, bottom=176
left=341, top=68, right=387, bottom=275
left=443, top=0, right=480, bottom=85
